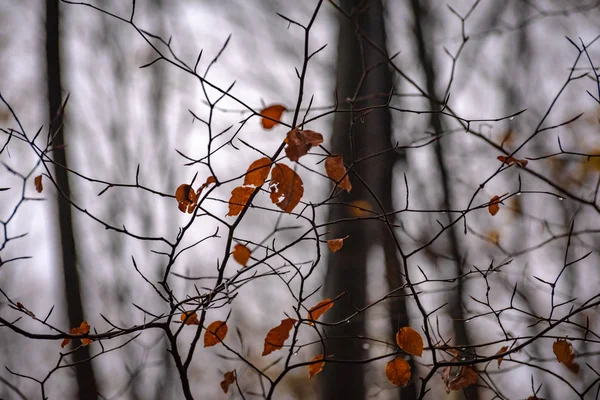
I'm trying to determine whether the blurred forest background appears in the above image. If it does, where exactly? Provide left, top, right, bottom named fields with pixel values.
left=2, top=0, right=600, bottom=399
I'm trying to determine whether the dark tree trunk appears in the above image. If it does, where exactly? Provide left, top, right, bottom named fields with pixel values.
left=322, top=1, right=415, bottom=399
left=45, top=1, right=98, bottom=398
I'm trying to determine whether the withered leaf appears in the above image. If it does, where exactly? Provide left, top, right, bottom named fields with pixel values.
left=307, top=299, right=334, bottom=326
left=285, top=128, right=323, bottom=162
left=269, top=163, right=303, bottom=213
left=395, top=327, right=424, bottom=357
left=496, top=346, right=508, bottom=367
left=386, top=357, right=411, bottom=387
left=233, top=244, right=251, bottom=267
left=262, top=318, right=296, bottom=356
left=180, top=311, right=200, bottom=326
left=244, top=157, right=272, bottom=187
left=441, top=363, right=478, bottom=393
left=498, top=155, right=528, bottom=168
left=325, top=155, right=352, bottom=192
left=61, top=320, right=92, bottom=348
left=489, top=195, right=501, bottom=216
left=553, top=339, right=579, bottom=373
left=308, top=354, right=325, bottom=379
left=175, top=184, right=198, bottom=213
left=220, top=371, right=236, bottom=394
left=227, top=186, right=255, bottom=217
left=327, top=235, right=349, bottom=253
left=260, top=104, right=286, bottom=129
left=34, top=175, right=43, bottom=193
left=204, top=320, right=228, bottom=347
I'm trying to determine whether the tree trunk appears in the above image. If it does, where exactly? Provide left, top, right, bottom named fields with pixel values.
left=45, top=1, right=98, bottom=398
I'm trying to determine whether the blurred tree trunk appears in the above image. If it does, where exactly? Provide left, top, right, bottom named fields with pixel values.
left=45, top=1, right=98, bottom=398
left=408, top=1, right=478, bottom=399
left=322, top=1, right=415, bottom=399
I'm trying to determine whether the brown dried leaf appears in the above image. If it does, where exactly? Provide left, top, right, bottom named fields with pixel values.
left=62, top=320, right=92, bottom=348
left=180, top=311, right=200, bottom=326
left=233, top=244, right=251, bottom=267
left=244, top=157, right=272, bottom=187
left=498, top=155, right=528, bottom=168
left=441, top=364, right=478, bottom=393
left=202, top=175, right=217, bottom=188
left=227, top=186, right=255, bottom=217
left=325, top=155, right=351, bottom=192
left=260, top=104, right=286, bottom=129
left=204, top=321, right=228, bottom=347
left=269, top=163, right=303, bottom=213
left=285, top=128, right=323, bottom=162
left=175, top=184, right=198, bottom=213
left=307, top=299, right=334, bottom=326
left=327, top=235, right=349, bottom=253
left=395, top=327, right=424, bottom=357
left=308, top=354, right=325, bottom=379
left=488, top=195, right=500, bottom=216
left=220, top=371, right=236, bottom=394
left=34, top=175, right=43, bottom=193
left=262, top=318, right=296, bottom=356
left=496, top=346, right=508, bottom=367
left=385, top=358, right=411, bottom=387
left=553, top=339, right=579, bottom=373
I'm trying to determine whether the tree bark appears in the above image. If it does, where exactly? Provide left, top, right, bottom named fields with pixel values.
left=45, top=1, right=98, bottom=398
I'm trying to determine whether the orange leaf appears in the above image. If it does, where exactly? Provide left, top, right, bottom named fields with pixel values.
left=553, top=339, right=579, bottom=373
left=262, top=318, right=296, bottom=356
left=204, top=320, right=228, bottom=347
left=233, top=244, right=251, bottom=267
left=77, top=321, right=90, bottom=335
left=60, top=338, right=71, bottom=348
left=395, top=327, right=424, bottom=357
left=308, top=354, right=325, bottom=379
left=307, top=299, right=334, bottom=326
left=488, top=195, right=500, bottom=216
left=325, top=155, right=352, bottom=192
left=327, top=235, right=349, bottom=253
left=269, top=163, right=304, bottom=213
left=498, top=155, right=528, bottom=168
left=244, top=157, right=272, bottom=187
left=285, top=128, right=323, bottom=162
left=227, top=186, right=255, bottom=217
left=81, top=338, right=92, bottom=346
left=175, top=184, right=198, bottom=213
left=385, top=357, right=411, bottom=387
left=260, top=104, right=286, bottom=129
left=202, top=175, right=217, bottom=189
left=180, top=311, right=200, bottom=326
left=220, top=371, right=236, bottom=394
left=62, top=320, right=92, bottom=348
left=496, top=346, right=508, bottom=367
left=34, top=175, right=43, bottom=193
left=441, top=363, right=478, bottom=393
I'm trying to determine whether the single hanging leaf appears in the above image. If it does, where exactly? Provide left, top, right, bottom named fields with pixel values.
left=325, top=155, right=352, bottom=192
left=285, top=128, right=323, bottom=162
left=244, top=157, right=272, bottom=187
left=260, top=104, right=286, bottom=129
left=496, top=346, right=508, bottom=367
left=175, top=184, right=198, bottom=213
left=227, top=186, right=255, bottom=217
left=441, top=363, right=478, bottom=393
left=262, top=318, right=296, bottom=356
left=180, top=311, right=200, bottom=326
left=497, top=155, right=528, bottom=168
left=308, top=354, right=325, bottom=378
left=220, top=371, right=236, bottom=394
left=269, top=163, right=304, bottom=213
left=307, top=299, right=334, bottom=326
left=553, top=339, right=579, bottom=373
left=327, top=235, right=349, bottom=253
left=395, top=327, right=424, bottom=357
left=34, top=175, right=43, bottom=193
left=488, top=195, right=500, bottom=216
left=204, top=321, right=228, bottom=347
left=385, top=357, right=411, bottom=387
left=233, top=244, right=251, bottom=267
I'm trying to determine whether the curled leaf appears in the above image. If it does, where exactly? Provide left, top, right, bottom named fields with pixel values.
left=327, top=235, right=349, bottom=253
left=34, top=175, right=43, bottom=193
left=441, top=363, right=478, bottom=393
left=260, top=104, right=286, bottom=129
left=227, top=186, right=255, bottom=217
left=220, top=371, right=236, bottom=394
left=269, top=163, right=304, bottom=213
left=202, top=175, right=217, bottom=188
left=325, top=155, right=352, bottom=192
left=307, top=299, right=334, bottom=326
left=395, top=327, right=424, bottom=357
left=385, top=357, right=411, bottom=387
left=233, top=244, right=251, bottom=267
left=61, top=320, right=92, bottom=348
left=553, top=339, right=579, bottom=373
left=180, top=311, right=200, bottom=326
left=498, top=155, right=528, bottom=168
left=244, top=157, right=272, bottom=187
left=175, top=184, right=198, bottom=213
left=308, top=354, right=325, bottom=378
left=204, top=321, right=228, bottom=347
left=285, top=128, right=323, bottom=162
left=262, top=318, right=296, bottom=356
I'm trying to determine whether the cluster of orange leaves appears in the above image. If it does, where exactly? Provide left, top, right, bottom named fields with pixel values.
left=61, top=321, right=92, bottom=348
